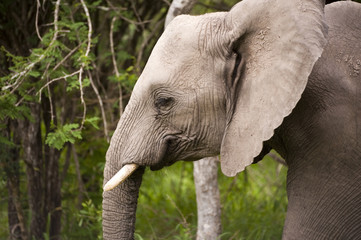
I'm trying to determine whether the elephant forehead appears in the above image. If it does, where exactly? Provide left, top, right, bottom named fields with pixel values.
left=156, top=16, right=201, bottom=63
left=133, top=13, right=228, bottom=93
left=155, top=12, right=229, bottom=63
left=138, top=56, right=215, bottom=91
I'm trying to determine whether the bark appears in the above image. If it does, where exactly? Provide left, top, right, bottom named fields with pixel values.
left=7, top=187, right=20, bottom=240
left=165, top=0, right=197, bottom=28
left=193, top=157, right=222, bottom=240
left=43, top=95, right=62, bottom=240
left=3, top=122, right=28, bottom=240
left=72, top=145, right=87, bottom=209
left=20, top=103, right=46, bottom=240
left=44, top=145, right=62, bottom=240
left=7, top=178, right=28, bottom=240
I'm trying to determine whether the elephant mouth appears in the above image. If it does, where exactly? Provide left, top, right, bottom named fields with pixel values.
left=150, top=132, right=191, bottom=171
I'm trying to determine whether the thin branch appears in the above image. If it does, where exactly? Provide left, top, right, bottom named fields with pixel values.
left=268, top=152, right=287, bottom=166
left=110, top=17, right=120, bottom=77
left=36, top=70, right=81, bottom=98
left=72, top=145, right=88, bottom=209
left=131, top=1, right=145, bottom=31
left=88, top=71, right=109, bottom=142
left=104, top=0, right=126, bottom=11
left=7, top=179, right=28, bottom=239
left=118, top=14, right=152, bottom=26
left=79, top=0, right=93, bottom=128
left=161, top=0, right=171, bottom=6
left=15, top=88, right=35, bottom=106
left=135, top=19, right=164, bottom=73
left=80, top=0, right=92, bottom=59
left=37, top=62, right=52, bottom=102
left=52, top=43, right=82, bottom=72
left=2, top=0, right=61, bottom=93
left=47, top=84, right=55, bottom=124
left=78, top=68, right=87, bottom=128
left=110, top=16, right=123, bottom=116
left=35, top=0, right=43, bottom=41
left=96, top=5, right=127, bottom=12
left=91, top=62, right=108, bottom=100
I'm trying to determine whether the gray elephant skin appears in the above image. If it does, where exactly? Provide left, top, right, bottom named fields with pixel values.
left=102, top=0, right=361, bottom=239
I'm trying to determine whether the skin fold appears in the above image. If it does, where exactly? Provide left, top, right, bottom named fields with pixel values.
left=103, top=1, right=361, bottom=239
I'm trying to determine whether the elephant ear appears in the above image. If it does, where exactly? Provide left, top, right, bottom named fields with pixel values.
left=220, top=0, right=327, bottom=176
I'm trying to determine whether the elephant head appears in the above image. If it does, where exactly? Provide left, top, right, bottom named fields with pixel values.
left=103, top=0, right=327, bottom=239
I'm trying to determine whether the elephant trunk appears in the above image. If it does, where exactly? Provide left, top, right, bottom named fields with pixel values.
left=102, top=166, right=144, bottom=240
left=102, top=105, right=146, bottom=240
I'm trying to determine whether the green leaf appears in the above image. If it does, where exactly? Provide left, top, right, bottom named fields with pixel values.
left=45, top=123, right=82, bottom=150
left=0, top=95, right=31, bottom=121
left=82, top=77, right=90, bottom=88
left=85, top=117, right=100, bottom=130
left=126, top=66, right=134, bottom=72
left=66, top=75, right=80, bottom=91
left=29, top=70, right=41, bottom=78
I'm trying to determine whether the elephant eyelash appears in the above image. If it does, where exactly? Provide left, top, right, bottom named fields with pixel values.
left=154, top=97, right=175, bottom=111
left=231, top=52, right=243, bottom=82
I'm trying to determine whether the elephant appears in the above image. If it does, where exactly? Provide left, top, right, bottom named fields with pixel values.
left=102, top=0, right=361, bottom=239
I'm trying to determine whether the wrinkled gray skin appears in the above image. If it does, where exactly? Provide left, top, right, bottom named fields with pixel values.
left=271, top=4, right=361, bottom=239
left=103, top=1, right=361, bottom=239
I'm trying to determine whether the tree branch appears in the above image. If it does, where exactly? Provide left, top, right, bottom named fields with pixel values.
left=35, top=0, right=43, bottom=41
left=79, top=0, right=93, bottom=128
left=88, top=70, right=109, bottom=142
left=135, top=19, right=163, bottom=73
left=3, top=0, right=61, bottom=94
left=110, top=17, right=123, bottom=117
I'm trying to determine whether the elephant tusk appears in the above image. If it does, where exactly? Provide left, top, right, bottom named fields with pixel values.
left=103, top=163, right=139, bottom=191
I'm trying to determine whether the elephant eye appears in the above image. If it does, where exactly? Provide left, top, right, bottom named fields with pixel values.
left=154, top=97, right=175, bottom=111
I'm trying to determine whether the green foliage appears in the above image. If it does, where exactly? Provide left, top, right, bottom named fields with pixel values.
left=0, top=95, right=30, bottom=121
left=109, top=65, right=138, bottom=91
left=45, top=124, right=82, bottom=150
left=77, top=200, right=102, bottom=240
left=85, top=117, right=100, bottom=130
left=135, top=157, right=287, bottom=240
left=135, top=162, right=197, bottom=239
left=220, top=155, right=287, bottom=240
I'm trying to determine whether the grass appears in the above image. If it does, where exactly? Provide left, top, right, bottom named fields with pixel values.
left=136, top=154, right=288, bottom=239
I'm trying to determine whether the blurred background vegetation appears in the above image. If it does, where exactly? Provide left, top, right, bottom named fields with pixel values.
left=1, top=0, right=357, bottom=239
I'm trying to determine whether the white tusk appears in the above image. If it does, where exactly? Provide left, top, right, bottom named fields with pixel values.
left=103, top=164, right=139, bottom=191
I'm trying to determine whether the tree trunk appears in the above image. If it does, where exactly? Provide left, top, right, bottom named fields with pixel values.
left=7, top=178, right=28, bottom=240
left=72, top=145, right=87, bottom=209
left=3, top=121, right=28, bottom=240
left=44, top=144, right=62, bottom=240
left=20, top=103, right=46, bottom=240
left=165, top=0, right=197, bottom=28
left=42, top=95, right=62, bottom=240
left=193, top=157, right=222, bottom=240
